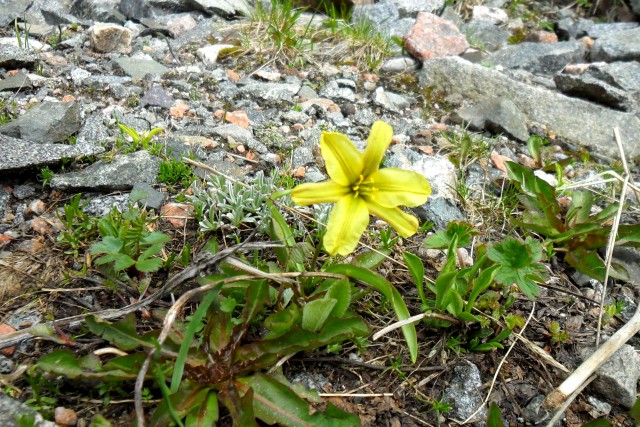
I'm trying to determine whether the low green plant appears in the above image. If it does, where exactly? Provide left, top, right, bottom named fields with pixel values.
left=505, top=161, right=640, bottom=282
left=37, top=166, right=54, bottom=187
left=602, top=300, right=625, bottom=323
left=547, top=321, right=570, bottom=345
left=403, top=221, right=544, bottom=351
left=158, top=158, right=195, bottom=188
left=36, top=201, right=419, bottom=425
left=115, top=123, right=164, bottom=155
left=14, top=18, right=30, bottom=50
left=56, top=194, right=99, bottom=257
left=90, top=206, right=170, bottom=277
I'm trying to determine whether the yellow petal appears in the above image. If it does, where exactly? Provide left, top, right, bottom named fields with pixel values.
left=362, top=121, right=393, bottom=178
left=365, top=168, right=431, bottom=208
left=367, top=202, right=419, bottom=238
left=291, top=181, right=350, bottom=206
left=323, top=194, right=369, bottom=256
left=320, top=131, right=363, bottom=187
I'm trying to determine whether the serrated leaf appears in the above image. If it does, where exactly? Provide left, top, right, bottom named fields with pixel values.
left=112, top=253, right=137, bottom=271
left=140, top=231, right=171, bottom=245
left=236, top=374, right=359, bottom=427
left=91, top=236, right=123, bottom=255
left=135, top=257, right=163, bottom=273
left=302, top=299, right=337, bottom=332
left=487, top=237, right=546, bottom=299
left=326, top=264, right=418, bottom=363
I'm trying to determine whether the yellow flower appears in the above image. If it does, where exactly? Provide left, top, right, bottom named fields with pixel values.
left=291, top=121, right=431, bottom=256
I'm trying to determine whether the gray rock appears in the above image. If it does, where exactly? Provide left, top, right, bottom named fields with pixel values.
left=591, top=27, right=640, bottom=62
left=489, top=41, right=587, bottom=75
left=211, top=124, right=254, bottom=145
left=0, top=0, right=32, bottom=28
left=414, top=196, right=465, bottom=230
left=587, top=396, right=611, bottom=418
left=0, top=45, right=39, bottom=70
left=380, top=57, right=419, bottom=73
left=581, top=344, right=640, bottom=408
left=85, top=75, right=132, bottom=91
left=0, top=102, right=81, bottom=144
left=292, top=146, right=314, bottom=169
left=0, top=392, right=56, bottom=427
left=71, top=0, right=127, bottom=24
left=12, top=185, right=35, bottom=200
left=456, top=98, right=529, bottom=142
left=522, top=395, right=553, bottom=424
left=373, top=87, right=412, bottom=112
left=0, top=355, right=14, bottom=374
left=40, top=1, right=85, bottom=26
left=239, top=82, right=301, bottom=103
left=394, top=0, right=444, bottom=18
left=443, top=360, right=486, bottom=422
left=114, top=57, right=170, bottom=80
left=612, top=247, right=640, bottom=288
left=554, top=66, right=638, bottom=111
left=131, top=183, right=166, bottom=211
left=83, top=194, right=131, bottom=216
left=0, top=188, right=9, bottom=218
left=89, top=23, right=132, bottom=54
left=0, top=134, right=104, bottom=172
left=120, top=0, right=151, bottom=19
left=76, top=113, right=110, bottom=146
left=632, top=0, right=640, bottom=14
left=463, top=19, right=510, bottom=52
left=51, top=150, right=162, bottom=191
left=352, top=0, right=399, bottom=37
left=297, top=84, right=318, bottom=100
left=0, top=72, right=31, bottom=92
left=140, top=84, right=175, bottom=108
left=320, top=80, right=355, bottom=103
left=418, top=57, right=640, bottom=159
left=586, top=22, right=639, bottom=40
left=187, top=0, right=250, bottom=17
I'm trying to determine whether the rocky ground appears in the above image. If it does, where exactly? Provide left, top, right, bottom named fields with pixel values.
left=1, top=0, right=640, bottom=426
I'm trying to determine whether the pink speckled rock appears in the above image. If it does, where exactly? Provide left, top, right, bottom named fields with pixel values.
left=403, top=12, right=469, bottom=61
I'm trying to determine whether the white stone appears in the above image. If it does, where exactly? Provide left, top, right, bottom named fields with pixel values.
left=89, top=23, right=132, bottom=54
left=472, top=5, right=508, bottom=26
left=196, top=44, right=235, bottom=65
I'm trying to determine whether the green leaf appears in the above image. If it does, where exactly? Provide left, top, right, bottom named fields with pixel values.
left=263, top=304, right=301, bottom=338
left=302, top=299, right=337, bottom=332
left=268, top=201, right=304, bottom=272
left=86, top=313, right=155, bottom=351
left=38, top=349, right=91, bottom=378
left=487, top=237, right=546, bottom=300
left=171, top=290, right=218, bottom=393
left=112, top=253, right=137, bottom=271
left=89, top=414, right=113, bottom=427
left=326, top=264, right=417, bottom=363
left=237, top=374, right=360, bottom=427
left=434, top=271, right=460, bottom=315
left=219, top=384, right=258, bottom=427
left=150, top=383, right=211, bottom=427
left=466, top=265, right=500, bottom=314
left=91, top=236, right=123, bottom=255
left=424, top=221, right=475, bottom=249
left=325, top=278, right=351, bottom=318
left=486, top=402, right=505, bottom=427
left=581, top=420, right=612, bottom=427
left=141, top=231, right=171, bottom=245
left=135, top=257, right=164, bottom=273
left=185, top=390, right=219, bottom=427
left=564, top=246, right=607, bottom=282
left=403, top=251, right=425, bottom=304
left=630, top=396, right=640, bottom=424
left=351, top=249, right=390, bottom=269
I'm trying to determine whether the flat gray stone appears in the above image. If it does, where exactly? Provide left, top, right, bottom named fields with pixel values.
left=352, top=0, right=399, bottom=36
left=239, top=82, right=302, bottom=103
left=582, top=344, right=640, bottom=408
left=463, top=19, right=510, bottom=52
left=0, top=72, right=31, bottom=92
left=488, top=41, right=587, bottom=75
left=554, top=70, right=635, bottom=112
left=394, top=0, right=444, bottom=17
left=0, top=44, right=38, bottom=70
left=131, top=182, right=166, bottom=211
left=50, top=150, right=162, bottom=191
left=0, top=101, right=81, bottom=143
left=591, top=27, right=640, bottom=62
left=457, top=97, right=529, bottom=141
left=0, top=0, right=31, bottom=27
left=444, top=360, right=487, bottom=422
left=418, top=57, right=640, bottom=159
left=0, top=392, right=56, bottom=427
left=114, top=57, right=170, bottom=80
left=187, top=0, right=250, bottom=17
left=0, top=134, right=104, bottom=173
left=373, top=87, right=412, bottom=113
left=140, top=85, right=175, bottom=108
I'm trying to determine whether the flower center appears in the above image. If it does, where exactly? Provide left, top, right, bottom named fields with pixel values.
left=352, top=175, right=377, bottom=200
